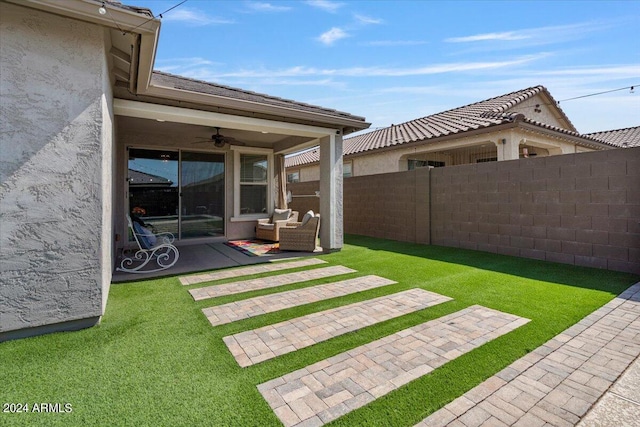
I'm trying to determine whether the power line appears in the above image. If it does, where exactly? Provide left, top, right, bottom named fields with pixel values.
left=130, top=0, right=189, bottom=32
left=557, top=84, right=637, bottom=104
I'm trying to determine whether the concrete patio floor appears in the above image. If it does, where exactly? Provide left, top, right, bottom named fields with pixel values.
left=111, top=242, right=319, bottom=283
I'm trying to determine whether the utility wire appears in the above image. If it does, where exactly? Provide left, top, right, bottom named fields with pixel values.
left=557, top=84, right=637, bottom=104
left=127, top=0, right=189, bottom=33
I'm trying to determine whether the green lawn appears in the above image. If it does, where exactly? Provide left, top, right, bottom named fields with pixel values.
left=1, top=235, right=637, bottom=426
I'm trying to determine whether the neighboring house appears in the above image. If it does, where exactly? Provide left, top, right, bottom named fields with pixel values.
left=0, top=0, right=369, bottom=340
left=285, top=86, right=618, bottom=181
left=584, top=126, right=640, bottom=148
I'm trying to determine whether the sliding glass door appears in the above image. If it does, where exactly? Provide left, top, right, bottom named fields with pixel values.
left=181, top=151, right=225, bottom=238
left=128, top=148, right=179, bottom=236
left=127, top=148, right=225, bottom=240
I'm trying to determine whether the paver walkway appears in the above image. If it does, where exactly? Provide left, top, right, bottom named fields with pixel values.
left=203, top=275, right=397, bottom=326
left=180, top=258, right=326, bottom=285
left=258, top=305, right=529, bottom=426
left=189, top=266, right=355, bottom=301
left=225, top=289, right=453, bottom=367
left=417, top=282, right=640, bottom=427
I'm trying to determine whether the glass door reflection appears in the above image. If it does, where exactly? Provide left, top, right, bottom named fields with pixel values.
left=180, top=151, right=225, bottom=238
left=128, top=148, right=179, bottom=237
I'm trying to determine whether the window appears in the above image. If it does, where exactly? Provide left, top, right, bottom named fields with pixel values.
left=287, top=171, right=300, bottom=183
left=408, top=159, right=445, bottom=170
left=239, top=154, right=268, bottom=214
left=343, top=161, right=353, bottom=178
left=476, top=157, right=498, bottom=163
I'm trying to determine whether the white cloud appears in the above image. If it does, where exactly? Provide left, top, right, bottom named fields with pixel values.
left=446, top=31, right=530, bottom=43
left=306, top=0, right=344, bottom=13
left=529, top=65, right=640, bottom=77
left=354, top=14, right=383, bottom=25
left=162, top=9, right=235, bottom=26
left=212, top=54, right=548, bottom=78
left=317, top=27, right=349, bottom=45
left=245, top=2, right=292, bottom=12
left=445, top=22, right=610, bottom=45
left=154, top=57, right=219, bottom=73
left=365, top=40, right=429, bottom=47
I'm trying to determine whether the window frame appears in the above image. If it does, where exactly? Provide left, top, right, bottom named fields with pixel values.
left=232, top=147, right=273, bottom=221
left=343, top=161, right=353, bottom=178
left=287, top=170, right=300, bottom=183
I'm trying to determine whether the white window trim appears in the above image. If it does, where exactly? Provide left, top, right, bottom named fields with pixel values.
left=231, top=146, right=273, bottom=222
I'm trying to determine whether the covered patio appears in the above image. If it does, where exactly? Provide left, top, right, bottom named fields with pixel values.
left=0, top=0, right=369, bottom=341
left=113, top=72, right=370, bottom=258
left=111, top=241, right=320, bottom=283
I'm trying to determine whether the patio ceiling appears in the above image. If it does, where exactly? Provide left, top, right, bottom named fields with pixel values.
left=115, top=115, right=315, bottom=153
left=114, top=100, right=339, bottom=154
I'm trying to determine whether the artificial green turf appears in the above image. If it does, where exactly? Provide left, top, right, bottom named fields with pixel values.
left=1, top=235, right=637, bottom=426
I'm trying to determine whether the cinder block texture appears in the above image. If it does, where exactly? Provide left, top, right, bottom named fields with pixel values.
left=342, top=169, right=430, bottom=244
left=430, top=148, right=640, bottom=274
left=290, top=148, right=638, bottom=274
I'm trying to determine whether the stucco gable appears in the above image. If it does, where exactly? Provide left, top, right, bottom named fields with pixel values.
left=285, top=85, right=606, bottom=168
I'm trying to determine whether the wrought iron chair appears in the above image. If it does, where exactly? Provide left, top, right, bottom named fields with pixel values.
left=117, top=215, right=180, bottom=273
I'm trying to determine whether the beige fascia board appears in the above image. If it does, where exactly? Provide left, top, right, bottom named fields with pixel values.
left=519, top=122, right=612, bottom=150
left=141, top=85, right=370, bottom=131
left=13, top=0, right=159, bottom=33
left=113, top=99, right=338, bottom=138
left=275, top=139, right=322, bottom=156
left=136, top=31, right=159, bottom=92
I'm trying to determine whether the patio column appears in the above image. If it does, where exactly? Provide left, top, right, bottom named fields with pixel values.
left=319, top=133, right=343, bottom=252
left=495, top=134, right=520, bottom=161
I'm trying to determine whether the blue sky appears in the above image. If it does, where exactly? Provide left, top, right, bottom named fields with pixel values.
left=124, top=0, right=639, bottom=134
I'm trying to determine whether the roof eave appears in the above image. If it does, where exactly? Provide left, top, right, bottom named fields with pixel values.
left=141, top=84, right=371, bottom=133
left=519, top=122, right=614, bottom=150
left=10, top=0, right=159, bottom=33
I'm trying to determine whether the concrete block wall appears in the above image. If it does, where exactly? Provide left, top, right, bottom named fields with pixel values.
left=289, top=168, right=430, bottom=244
left=288, top=147, right=638, bottom=274
left=288, top=181, right=320, bottom=216
left=430, top=147, right=640, bottom=274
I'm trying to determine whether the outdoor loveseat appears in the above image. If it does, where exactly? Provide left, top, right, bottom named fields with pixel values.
left=279, top=211, right=320, bottom=252
left=255, top=209, right=299, bottom=242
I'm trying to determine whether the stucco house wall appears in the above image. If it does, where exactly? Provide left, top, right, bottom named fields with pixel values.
left=287, top=89, right=612, bottom=181
left=0, top=2, right=113, bottom=338
left=328, top=127, right=588, bottom=179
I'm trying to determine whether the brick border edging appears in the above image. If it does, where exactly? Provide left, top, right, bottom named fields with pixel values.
left=417, top=282, right=640, bottom=427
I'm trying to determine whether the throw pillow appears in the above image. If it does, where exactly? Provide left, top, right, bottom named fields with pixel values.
left=133, top=221, right=157, bottom=249
left=273, top=208, right=291, bottom=222
left=301, top=210, right=314, bottom=226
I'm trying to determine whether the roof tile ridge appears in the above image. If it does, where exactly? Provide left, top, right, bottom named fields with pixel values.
left=151, top=70, right=356, bottom=117
left=584, top=125, right=640, bottom=135
left=484, top=85, right=545, bottom=114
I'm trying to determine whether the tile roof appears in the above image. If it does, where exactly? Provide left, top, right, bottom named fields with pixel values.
left=286, top=85, right=614, bottom=167
left=286, top=148, right=322, bottom=168
left=151, top=71, right=367, bottom=123
left=585, top=126, right=640, bottom=148
left=105, top=1, right=154, bottom=17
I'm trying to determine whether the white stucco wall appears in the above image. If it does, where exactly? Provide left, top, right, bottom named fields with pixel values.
left=0, top=3, right=112, bottom=337
left=507, top=94, right=567, bottom=129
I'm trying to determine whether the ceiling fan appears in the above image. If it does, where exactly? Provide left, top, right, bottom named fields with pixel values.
left=193, top=127, right=244, bottom=148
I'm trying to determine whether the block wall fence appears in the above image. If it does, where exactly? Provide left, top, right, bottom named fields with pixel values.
left=288, top=147, right=640, bottom=274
